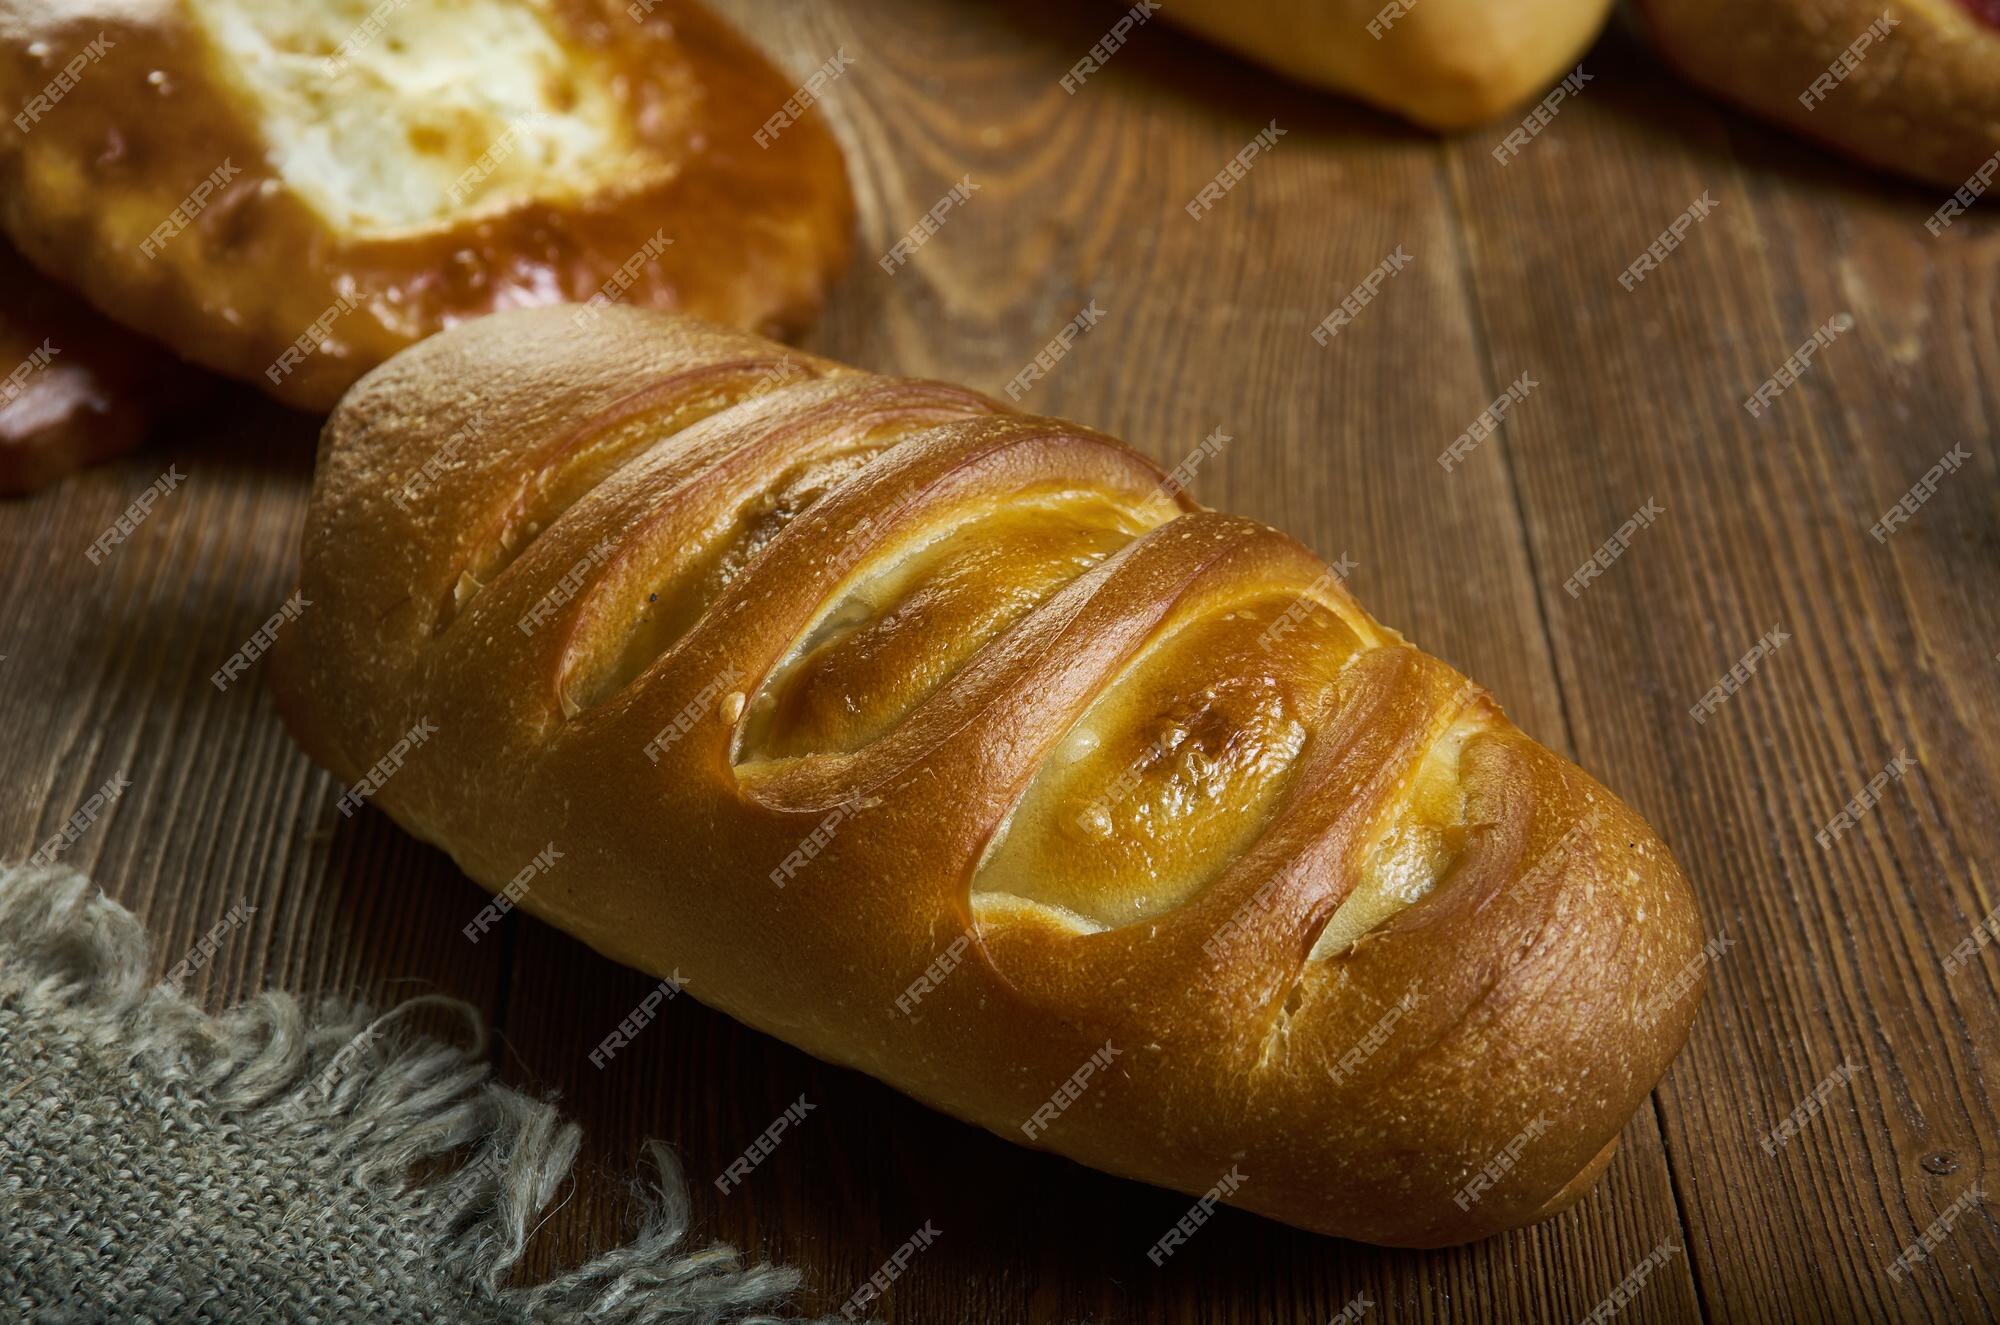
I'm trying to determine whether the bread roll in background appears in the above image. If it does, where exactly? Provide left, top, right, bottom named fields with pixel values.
left=0, top=241, right=206, bottom=496
left=271, top=306, right=1707, bottom=1247
left=1636, top=0, right=2000, bottom=189
left=0, top=0, right=854, bottom=412
left=1156, top=0, right=1616, bottom=128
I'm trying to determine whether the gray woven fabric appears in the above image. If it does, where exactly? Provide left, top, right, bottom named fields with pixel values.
left=0, top=866, right=848, bottom=1324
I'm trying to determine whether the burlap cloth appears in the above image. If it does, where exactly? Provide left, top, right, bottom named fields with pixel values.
left=0, top=866, right=851, bottom=1323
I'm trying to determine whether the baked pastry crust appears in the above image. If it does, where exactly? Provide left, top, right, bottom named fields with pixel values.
left=0, top=0, right=854, bottom=411
left=271, top=306, right=1707, bottom=1247
left=1157, top=0, right=1615, bottom=129
left=0, top=240, right=202, bottom=495
left=1637, top=0, right=2000, bottom=188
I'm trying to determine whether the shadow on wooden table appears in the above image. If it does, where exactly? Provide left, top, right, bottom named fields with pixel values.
left=973, top=0, right=1944, bottom=228
left=486, top=909, right=1626, bottom=1322
left=1575, top=23, right=1944, bottom=214
left=967, top=0, right=1431, bottom=139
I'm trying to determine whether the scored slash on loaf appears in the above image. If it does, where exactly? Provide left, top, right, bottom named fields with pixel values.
left=271, top=305, right=1707, bottom=1247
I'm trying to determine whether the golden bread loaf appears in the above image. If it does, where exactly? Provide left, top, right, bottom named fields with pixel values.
left=1637, top=0, right=2000, bottom=189
left=1156, top=0, right=1615, bottom=129
left=270, top=305, right=1707, bottom=1247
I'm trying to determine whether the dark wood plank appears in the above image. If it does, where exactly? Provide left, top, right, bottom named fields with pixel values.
left=0, top=398, right=504, bottom=1020
left=1444, top=25, right=2000, bottom=1324
left=503, top=2, right=1700, bottom=1319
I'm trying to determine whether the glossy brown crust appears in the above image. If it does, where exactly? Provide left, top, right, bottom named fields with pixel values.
left=1637, top=0, right=2000, bottom=188
left=0, top=240, right=203, bottom=496
left=1159, top=0, right=1614, bottom=129
left=270, top=305, right=1706, bottom=1247
left=0, top=0, right=854, bottom=411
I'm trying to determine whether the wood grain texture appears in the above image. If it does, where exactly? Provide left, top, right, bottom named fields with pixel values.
left=0, top=400, right=507, bottom=1020
left=1439, top=21, right=2000, bottom=1325
left=0, top=1, right=1993, bottom=1321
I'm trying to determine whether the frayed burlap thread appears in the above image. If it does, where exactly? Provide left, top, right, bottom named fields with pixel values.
left=0, top=866, right=853, bottom=1324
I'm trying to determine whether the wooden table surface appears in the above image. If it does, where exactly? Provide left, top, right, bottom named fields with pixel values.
left=4, top=2, right=1996, bottom=1321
